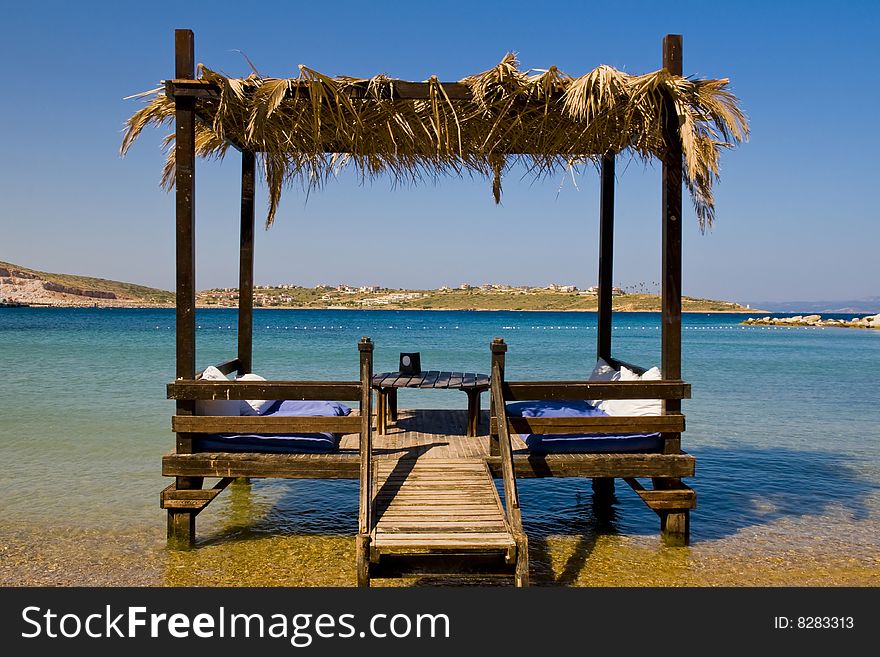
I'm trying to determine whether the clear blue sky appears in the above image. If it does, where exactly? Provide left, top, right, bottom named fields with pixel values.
left=1, top=0, right=877, bottom=303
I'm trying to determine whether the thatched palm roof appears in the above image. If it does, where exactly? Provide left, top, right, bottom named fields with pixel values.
left=122, top=54, right=747, bottom=229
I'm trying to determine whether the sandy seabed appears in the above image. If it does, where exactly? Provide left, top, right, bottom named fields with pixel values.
left=3, top=504, right=877, bottom=587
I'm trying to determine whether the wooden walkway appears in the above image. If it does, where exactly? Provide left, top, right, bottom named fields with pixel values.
left=370, top=458, right=515, bottom=562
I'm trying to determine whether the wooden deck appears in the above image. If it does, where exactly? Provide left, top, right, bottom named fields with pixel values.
left=163, top=409, right=696, bottom=480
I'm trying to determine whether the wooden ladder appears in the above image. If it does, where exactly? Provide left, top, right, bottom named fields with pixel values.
left=368, top=458, right=519, bottom=582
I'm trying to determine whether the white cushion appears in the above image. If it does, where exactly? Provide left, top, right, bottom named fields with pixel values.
left=236, top=373, right=275, bottom=416
left=195, top=366, right=241, bottom=416
left=600, top=365, right=663, bottom=416
left=588, top=357, right=619, bottom=407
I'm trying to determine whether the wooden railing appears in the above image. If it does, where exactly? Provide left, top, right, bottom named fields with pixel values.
left=166, top=339, right=375, bottom=582
left=356, top=337, right=374, bottom=587
left=490, top=339, right=528, bottom=584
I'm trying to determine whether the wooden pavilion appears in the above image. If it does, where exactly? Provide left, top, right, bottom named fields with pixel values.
left=125, top=30, right=746, bottom=586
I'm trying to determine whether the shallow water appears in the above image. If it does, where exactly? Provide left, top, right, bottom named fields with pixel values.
left=1, top=308, right=878, bottom=586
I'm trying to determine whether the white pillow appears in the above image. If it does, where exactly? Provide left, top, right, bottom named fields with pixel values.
left=195, top=366, right=241, bottom=416
left=236, top=373, right=275, bottom=416
left=600, top=365, right=663, bottom=416
left=588, top=357, right=619, bottom=407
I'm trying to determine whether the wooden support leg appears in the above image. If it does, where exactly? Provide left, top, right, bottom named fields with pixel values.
left=592, top=477, right=615, bottom=497
left=356, top=533, right=371, bottom=587
left=376, top=389, right=386, bottom=436
left=660, top=510, right=690, bottom=547
left=466, top=389, right=480, bottom=437
left=388, top=388, right=398, bottom=422
left=167, top=511, right=196, bottom=550
left=489, top=431, right=500, bottom=456
left=165, top=475, right=203, bottom=549
left=514, top=534, right=529, bottom=587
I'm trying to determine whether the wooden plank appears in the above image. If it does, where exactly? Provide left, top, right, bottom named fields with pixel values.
left=606, top=357, right=648, bottom=376
left=167, top=380, right=362, bottom=401
left=237, top=150, right=256, bottom=374
left=502, top=381, right=690, bottom=401
left=163, top=453, right=361, bottom=479
left=624, top=477, right=696, bottom=510
left=379, top=509, right=503, bottom=517
left=486, top=452, right=696, bottom=478
left=597, top=154, right=615, bottom=361
left=492, top=413, right=685, bottom=434
left=418, top=371, right=441, bottom=388
left=202, top=358, right=241, bottom=377
left=448, top=372, right=464, bottom=387
left=372, top=373, right=399, bottom=388
left=172, top=414, right=361, bottom=433
left=166, top=78, right=476, bottom=102
left=434, top=371, right=452, bottom=388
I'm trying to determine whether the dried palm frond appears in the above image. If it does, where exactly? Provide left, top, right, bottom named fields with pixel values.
left=122, top=55, right=747, bottom=229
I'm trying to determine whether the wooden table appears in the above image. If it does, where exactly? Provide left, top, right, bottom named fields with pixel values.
left=371, top=370, right=490, bottom=437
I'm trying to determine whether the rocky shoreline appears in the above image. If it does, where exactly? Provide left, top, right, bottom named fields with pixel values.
left=742, top=314, right=880, bottom=329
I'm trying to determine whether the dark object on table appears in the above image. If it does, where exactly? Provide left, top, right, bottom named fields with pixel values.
left=399, top=352, right=421, bottom=375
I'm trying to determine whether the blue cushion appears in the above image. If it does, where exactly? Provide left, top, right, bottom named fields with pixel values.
left=506, top=400, right=606, bottom=418
left=506, top=399, right=662, bottom=453
left=524, top=432, right=662, bottom=453
left=194, top=432, right=341, bottom=454
left=267, top=399, right=352, bottom=417
left=193, top=399, right=352, bottom=454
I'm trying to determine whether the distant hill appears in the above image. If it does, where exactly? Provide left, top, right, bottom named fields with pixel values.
left=0, top=259, right=760, bottom=312
left=0, top=260, right=174, bottom=306
left=200, top=285, right=760, bottom=312
left=747, top=297, right=880, bottom=314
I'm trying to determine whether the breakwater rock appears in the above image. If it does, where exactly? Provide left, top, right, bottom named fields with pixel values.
left=742, top=314, right=880, bottom=329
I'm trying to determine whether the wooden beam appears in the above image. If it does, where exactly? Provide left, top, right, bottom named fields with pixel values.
left=172, top=414, right=362, bottom=434
left=502, top=380, right=691, bottom=401
left=597, top=154, right=615, bottom=361
left=167, top=380, right=363, bottom=401
left=165, top=78, right=475, bottom=101
left=488, top=452, right=696, bottom=479
left=491, top=413, right=685, bottom=435
left=237, top=151, right=256, bottom=374
left=201, top=358, right=241, bottom=377
left=163, top=452, right=361, bottom=479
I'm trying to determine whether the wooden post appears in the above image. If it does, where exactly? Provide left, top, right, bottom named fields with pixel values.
left=167, top=511, right=196, bottom=550
left=660, top=34, right=688, bottom=546
left=169, top=29, right=199, bottom=548
left=660, top=510, right=689, bottom=547
left=174, top=28, right=196, bottom=384
left=592, top=477, right=615, bottom=497
left=489, top=338, right=507, bottom=456
left=661, top=34, right=683, bottom=391
left=661, top=34, right=684, bottom=453
left=357, top=337, right=374, bottom=587
left=237, top=151, right=256, bottom=374
left=597, top=154, right=615, bottom=362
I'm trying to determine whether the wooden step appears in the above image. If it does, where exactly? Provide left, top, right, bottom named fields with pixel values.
left=370, top=458, right=516, bottom=564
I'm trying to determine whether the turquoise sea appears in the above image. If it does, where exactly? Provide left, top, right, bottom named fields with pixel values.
left=1, top=308, right=878, bottom=586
